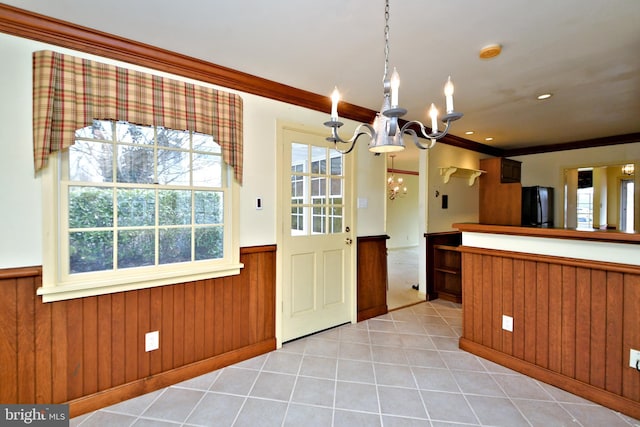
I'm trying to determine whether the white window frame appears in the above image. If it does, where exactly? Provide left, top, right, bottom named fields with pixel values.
left=39, top=125, right=242, bottom=302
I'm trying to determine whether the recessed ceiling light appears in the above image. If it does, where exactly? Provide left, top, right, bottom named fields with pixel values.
left=465, top=131, right=475, bottom=135
left=485, top=137, right=494, bottom=141
left=537, top=93, right=553, bottom=100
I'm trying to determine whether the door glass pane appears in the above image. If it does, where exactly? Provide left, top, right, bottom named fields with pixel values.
left=312, top=206, right=326, bottom=234
left=311, top=146, right=326, bottom=174
left=291, top=204, right=306, bottom=235
left=290, top=141, right=345, bottom=236
left=291, top=143, right=308, bottom=173
left=330, top=206, right=343, bottom=233
left=330, top=150, right=343, bottom=176
left=311, top=177, right=326, bottom=202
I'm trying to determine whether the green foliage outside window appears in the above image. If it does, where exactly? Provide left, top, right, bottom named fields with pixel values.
left=67, top=120, right=225, bottom=274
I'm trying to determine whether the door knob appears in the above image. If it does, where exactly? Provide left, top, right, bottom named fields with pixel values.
left=345, top=238, right=353, bottom=245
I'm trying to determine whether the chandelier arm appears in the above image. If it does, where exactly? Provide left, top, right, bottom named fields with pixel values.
left=399, top=118, right=457, bottom=150
left=325, top=122, right=377, bottom=154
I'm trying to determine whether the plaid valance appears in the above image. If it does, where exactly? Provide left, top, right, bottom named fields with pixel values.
left=33, top=50, right=244, bottom=183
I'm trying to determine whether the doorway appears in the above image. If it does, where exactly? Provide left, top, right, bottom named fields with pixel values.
left=278, top=124, right=355, bottom=343
left=385, top=152, right=423, bottom=310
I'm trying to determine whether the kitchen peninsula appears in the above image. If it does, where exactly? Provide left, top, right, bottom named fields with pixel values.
left=453, top=223, right=640, bottom=419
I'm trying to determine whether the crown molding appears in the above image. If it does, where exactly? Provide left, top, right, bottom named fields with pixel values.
left=0, top=3, right=501, bottom=155
left=1, top=4, right=636, bottom=157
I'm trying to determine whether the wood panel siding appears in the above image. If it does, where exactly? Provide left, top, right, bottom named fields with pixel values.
left=357, top=236, right=388, bottom=321
left=0, top=245, right=276, bottom=417
left=458, top=246, right=640, bottom=419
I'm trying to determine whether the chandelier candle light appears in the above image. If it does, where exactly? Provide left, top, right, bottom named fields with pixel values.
left=324, top=0, right=463, bottom=154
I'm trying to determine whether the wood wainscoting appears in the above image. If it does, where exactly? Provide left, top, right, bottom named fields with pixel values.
left=0, top=245, right=276, bottom=417
left=357, top=235, right=389, bottom=322
left=458, top=246, right=640, bottom=419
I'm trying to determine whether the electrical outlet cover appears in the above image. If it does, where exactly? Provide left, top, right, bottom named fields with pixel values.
left=145, top=331, right=159, bottom=352
left=630, top=349, right=640, bottom=369
left=502, top=315, right=513, bottom=332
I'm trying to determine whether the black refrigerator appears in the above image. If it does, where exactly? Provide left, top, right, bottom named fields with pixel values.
left=521, top=186, right=554, bottom=227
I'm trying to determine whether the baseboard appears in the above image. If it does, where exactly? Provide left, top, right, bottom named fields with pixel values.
left=459, top=337, right=640, bottom=420
left=357, top=305, right=388, bottom=322
left=68, top=338, right=276, bottom=418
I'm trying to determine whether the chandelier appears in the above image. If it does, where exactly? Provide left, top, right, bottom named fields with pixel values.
left=387, top=154, right=407, bottom=200
left=324, top=0, right=463, bottom=154
left=622, top=164, right=635, bottom=175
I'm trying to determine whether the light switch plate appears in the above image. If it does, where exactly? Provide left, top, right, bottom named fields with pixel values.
left=502, top=315, right=513, bottom=332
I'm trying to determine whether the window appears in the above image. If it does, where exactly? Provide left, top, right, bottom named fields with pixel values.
left=33, top=51, right=243, bottom=302
left=40, top=120, right=241, bottom=301
left=620, top=179, right=635, bottom=232
left=576, top=169, right=593, bottom=229
left=290, top=143, right=343, bottom=236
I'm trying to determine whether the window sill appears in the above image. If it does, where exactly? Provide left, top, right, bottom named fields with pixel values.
left=37, top=262, right=244, bottom=302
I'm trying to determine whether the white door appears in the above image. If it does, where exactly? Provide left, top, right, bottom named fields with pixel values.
left=280, top=126, right=354, bottom=342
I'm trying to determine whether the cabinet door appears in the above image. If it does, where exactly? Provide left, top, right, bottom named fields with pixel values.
left=501, top=158, right=522, bottom=183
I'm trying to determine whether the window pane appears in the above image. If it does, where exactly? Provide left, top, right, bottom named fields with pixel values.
left=116, top=122, right=154, bottom=145
left=195, top=191, right=223, bottom=224
left=193, top=132, right=221, bottom=153
left=157, top=128, right=190, bottom=149
left=69, top=141, right=113, bottom=183
left=117, top=146, right=155, bottom=183
left=291, top=175, right=305, bottom=199
left=118, top=229, right=155, bottom=268
left=331, top=206, right=343, bottom=234
left=192, top=153, right=222, bottom=187
left=118, top=188, right=155, bottom=227
left=69, top=231, right=113, bottom=273
left=195, top=227, right=223, bottom=260
left=159, top=228, right=191, bottom=264
left=311, top=146, right=326, bottom=174
left=311, top=177, right=326, bottom=201
left=69, top=186, right=113, bottom=228
left=330, top=178, right=343, bottom=198
left=159, top=190, right=192, bottom=225
left=157, top=149, right=190, bottom=185
left=291, top=206, right=307, bottom=236
left=75, top=120, right=112, bottom=140
left=330, top=151, right=343, bottom=175
left=291, top=143, right=308, bottom=173
left=312, top=206, right=325, bottom=234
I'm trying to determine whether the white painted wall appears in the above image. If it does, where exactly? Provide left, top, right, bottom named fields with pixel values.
left=427, top=143, right=488, bottom=232
left=0, top=33, right=386, bottom=269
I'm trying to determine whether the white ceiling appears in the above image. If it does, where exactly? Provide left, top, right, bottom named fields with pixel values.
left=4, top=0, right=640, bottom=170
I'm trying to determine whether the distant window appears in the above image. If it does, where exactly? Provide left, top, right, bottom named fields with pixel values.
left=577, top=187, right=593, bottom=229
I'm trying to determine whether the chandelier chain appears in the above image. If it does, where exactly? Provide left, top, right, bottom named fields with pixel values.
left=324, top=0, right=463, bottom=154
left=384, top=0, right=390, bottom=80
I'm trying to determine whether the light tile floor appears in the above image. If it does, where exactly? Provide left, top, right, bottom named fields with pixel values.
left=71, top=300, right=640, bottom=427
left=387, top=247, right=423, bottom=310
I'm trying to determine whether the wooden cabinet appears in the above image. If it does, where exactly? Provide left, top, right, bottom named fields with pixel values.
left=479, top=157, right=522, bottom=225
left=433, top=245, right=462, bottom=303
left=500, top=158, right=521, bottom=183
left=357, top=235, right=388, bottom=321
left=425, top=231, right=462, bottom=303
